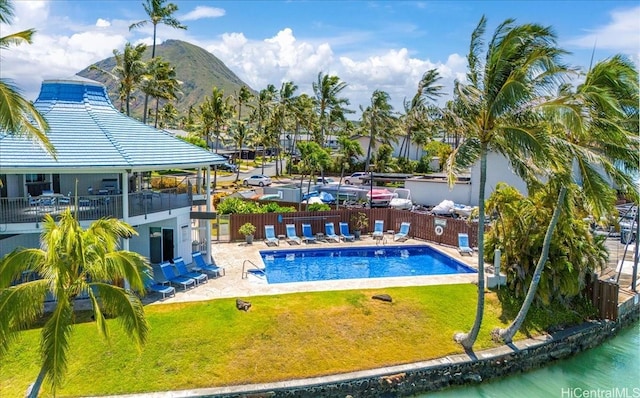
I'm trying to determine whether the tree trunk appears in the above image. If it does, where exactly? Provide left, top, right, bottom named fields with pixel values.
left=27, top=365, right=47, bottom=398
left=454, top=146, right=487, bottom=350
left=495, top=186, right=567, bottom=343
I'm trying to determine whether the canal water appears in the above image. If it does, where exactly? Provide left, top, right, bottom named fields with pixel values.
left=422, top=322, right=639, bottom=397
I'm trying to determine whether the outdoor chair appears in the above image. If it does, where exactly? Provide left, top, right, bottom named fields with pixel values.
left=458, top=233, right=474, bottom=256
left=394, top=222, right=411, bottom=242
left=191, top=251, right=225, bottom=277
left=339, top=222, right=355, bottom=242
left=173, top=257, right=208, bottom=285
left=285, top=224, right=302, bottom=245
left=301, top=223, right=317, bottom=243
left=372, top=220, right=384, bottom=242
left=142, top=270, right=175, bottom=299
left=324, top=222, right=340, bottom=242
left=264, top=225, right=279, bottom=246
left=160, top=261, right=196, bottom=290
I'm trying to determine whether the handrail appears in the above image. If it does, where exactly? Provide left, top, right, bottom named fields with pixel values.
left=241, top=259, right=265, bottom=279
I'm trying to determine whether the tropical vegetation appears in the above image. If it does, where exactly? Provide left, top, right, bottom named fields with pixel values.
left=0, top=209, right=150, bottom=397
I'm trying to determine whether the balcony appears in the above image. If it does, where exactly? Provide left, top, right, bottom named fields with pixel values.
left=0, top=188, right=192, bottom=225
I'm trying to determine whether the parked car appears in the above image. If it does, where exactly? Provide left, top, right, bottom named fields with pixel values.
left=315, top=177, right=337, bottom=185
left=243, top=175, right=272, bottom=187
left=344, top=172, right=367, bottom=185
left=215, top=162, right=239, bottom=172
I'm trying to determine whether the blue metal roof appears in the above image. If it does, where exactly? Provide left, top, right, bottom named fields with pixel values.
left=0, top=76, right=225, bottom=173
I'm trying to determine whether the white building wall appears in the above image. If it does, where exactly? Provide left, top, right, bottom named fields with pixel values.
left=405, top=179, right=473, bottom=207
left=469, top=151, right=529, bottom=204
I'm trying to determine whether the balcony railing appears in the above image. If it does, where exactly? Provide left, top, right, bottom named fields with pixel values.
left=0, top=188, right=192, bottom=225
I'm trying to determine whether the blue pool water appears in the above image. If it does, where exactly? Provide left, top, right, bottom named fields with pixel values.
left=259, top=245, right=476, bottom=284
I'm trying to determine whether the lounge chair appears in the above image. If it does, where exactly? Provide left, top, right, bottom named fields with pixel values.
left=324, top=222, right=340, bottom=242
left=301, top=223, right=317, bottom=243
left=142, top=270, right=175, bottom=299
left=285, top=224, right=302, bottom=245
left=173, top=257, right=208, bottom=285
left=394, top=222, right=411, bottom=242
left=372, top=219, right=384, bottom=242
left=458, top=233, right=474, bottom=256
left=191, top=251, right=225, bottom=277
left=264, top=225, right=279, bottom=246
left=339, top=222, right=355, bottom=242
left=160, top=261, right=196, bottom=290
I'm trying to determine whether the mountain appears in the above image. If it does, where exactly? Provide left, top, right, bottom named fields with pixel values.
left=77, top=39, right=253, bottom=119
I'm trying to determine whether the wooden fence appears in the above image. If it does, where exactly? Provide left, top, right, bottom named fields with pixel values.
left=586, top=278, right=619, bottom=320
left=229, top=208, right=481, bottom=248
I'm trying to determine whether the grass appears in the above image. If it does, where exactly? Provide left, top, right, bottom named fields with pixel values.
left=1, top=285, right=552, bottom=397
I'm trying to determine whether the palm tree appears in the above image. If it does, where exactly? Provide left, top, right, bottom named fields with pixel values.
left=493, top=55, right=640, bottom=343
left=312, top=72, right=351, bottom=146
left=274, top=81, right=298, bottom=176
left=446, top=16, right=570, bottom=350
left=335, top=135, right=364, bottom=208
left=361, top=90, right=396, bottom=172
left=129, top=0, right=186, bottom=124
left=250, top=85, right=277, bottom=174
left=398, top=69, right=443, bottom=160
left=231, top=86, right=254, bottom=181
left=91, top=42, right=148, bottom=117
left=140, top=57, right=181, bottom=128
left=0, top=0, right=53, bottom=155
left=0, top=209, right=150, bottom=397
left=158, top=102, right=178, bottom=128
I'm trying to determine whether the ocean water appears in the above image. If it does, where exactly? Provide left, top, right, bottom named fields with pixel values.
left=421, top=322, right=640, bottom=397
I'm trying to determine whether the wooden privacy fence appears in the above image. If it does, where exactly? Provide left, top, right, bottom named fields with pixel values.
left=586, top=278, right=619, bottom=320
left=229, top=208, right=481, bottom=247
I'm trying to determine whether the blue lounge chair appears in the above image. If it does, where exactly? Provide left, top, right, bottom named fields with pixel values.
left=394, top=222, right=411, bottom=242
left=191, top=251, right=225, bottom=277
left=372, top=219, right=384, bottom=241
left=324, top=222, right=340, bottom=242
left=160, top=261, right=195, bottom=290
left=142, top=270, right=175, bottom=299
left=458, top=233, right=474, bottom=256
left=339, top=222, right=355, bottom=242
left=286, top=224, right=302, bottom=245
left=264, top=225, right=279, bottom=246
left=173, top=257, right=208, bottom=285
left=301, top=223, right=317, bottom=243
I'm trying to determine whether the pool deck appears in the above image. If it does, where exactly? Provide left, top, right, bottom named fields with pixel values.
left=148, top=236, right=480, bottom=306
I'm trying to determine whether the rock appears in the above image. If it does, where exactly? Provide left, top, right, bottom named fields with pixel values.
left=372, top=294, right=393, bottom=303
left=236, top=298, right=251, bottom=311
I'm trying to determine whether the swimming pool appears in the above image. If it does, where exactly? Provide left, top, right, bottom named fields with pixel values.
left=259, top=245, right=476, bottom=284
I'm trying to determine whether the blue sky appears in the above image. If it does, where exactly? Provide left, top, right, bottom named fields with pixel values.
left=3, top=1, right=639, bottom=114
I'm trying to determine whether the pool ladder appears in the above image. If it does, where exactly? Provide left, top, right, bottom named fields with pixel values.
left=242, top=259, right=266, bottom=279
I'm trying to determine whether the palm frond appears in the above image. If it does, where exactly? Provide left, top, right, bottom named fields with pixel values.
left=40, top=300, right=74, bottom=392
left=92, top=283, right=149, bottom=348
left=0, top=280, right=49, bottom=357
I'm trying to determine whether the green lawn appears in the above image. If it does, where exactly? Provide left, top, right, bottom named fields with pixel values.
left=1, top=285, right=541, bottom=397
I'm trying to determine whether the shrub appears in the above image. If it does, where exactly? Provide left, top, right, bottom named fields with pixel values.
left=308, top=203, right=331, bottom=211
left=238, top=222, right=256, bottom=236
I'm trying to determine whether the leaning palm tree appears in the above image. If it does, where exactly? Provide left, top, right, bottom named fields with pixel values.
left=129, top=0, right=186, bottom=124
left=445, top=16, right=570, bottom=350
left=0, top=208, right=150, bottom=397
left=493, top=54, right=640, bottom=343
left=140, top=57, right=181, bottom=128
left=0, top=0, right=53, bottom=155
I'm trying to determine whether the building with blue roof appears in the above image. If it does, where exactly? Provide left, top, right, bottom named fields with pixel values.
left=0, top=76, right=225, bottom=264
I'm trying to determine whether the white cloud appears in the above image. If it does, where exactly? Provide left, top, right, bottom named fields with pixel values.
left=566, top=5, right=640, bottom=64
left=181, top=6, right=225, bottom=21
left=96, top=18, right=111, bottom=28
left=205, top=29, right=464, bottom=114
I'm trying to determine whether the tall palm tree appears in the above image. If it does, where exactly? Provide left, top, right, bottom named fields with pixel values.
left=493, top=55, right=640, bottom=343
left=140, top=57, right=181, bottom=128
left=361, top=90, right=396, bottom=172
left=0, top=209, right=150, bottom=397
left=91, top=42, right=148, bottom=117
left=446, top=16, right=570, bottom=350
left=335, top=135, right=364, bottom=208
left=274, top=81, right=298, bottom=176
left=312, top=72, right=351, bottom=146
left=250, top=85, right=277, bottom=174
left=0, top=0, right=53, bottom=155
left=398, top=69, right=443, bottom=160
left=129, top=0, right=186, bottom=124
left=158, top=102, right=178, bottom=128
left=231, top=86, right=254, bottom=181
